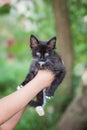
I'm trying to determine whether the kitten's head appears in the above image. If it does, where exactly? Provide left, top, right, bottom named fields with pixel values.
left=30, top=34, right=56, bottom=66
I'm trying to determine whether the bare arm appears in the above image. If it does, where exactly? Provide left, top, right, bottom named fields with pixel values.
left=0, top=70, right=54, bottom=125
left=0, top=108, right=25, bottom=130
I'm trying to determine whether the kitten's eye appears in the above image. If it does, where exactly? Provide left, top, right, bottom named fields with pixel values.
left=45, top=53, right=49, bottom=56
left=36, top=52, right=41, bottom=56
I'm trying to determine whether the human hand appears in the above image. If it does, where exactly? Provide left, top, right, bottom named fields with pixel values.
left=34, top=70, right=54, bottom=88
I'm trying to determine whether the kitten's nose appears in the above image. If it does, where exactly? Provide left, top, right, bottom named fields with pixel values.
left=40, top=58, right=45, bottom=62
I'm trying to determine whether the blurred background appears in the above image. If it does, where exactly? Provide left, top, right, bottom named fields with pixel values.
left=0, top=0, right=87, bottom=130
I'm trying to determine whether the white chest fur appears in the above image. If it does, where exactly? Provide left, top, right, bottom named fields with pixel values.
left=39, top=61, right=45, bottom=67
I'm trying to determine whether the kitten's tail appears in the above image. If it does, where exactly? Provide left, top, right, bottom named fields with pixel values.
left=29, top=100, right=39, bottom=107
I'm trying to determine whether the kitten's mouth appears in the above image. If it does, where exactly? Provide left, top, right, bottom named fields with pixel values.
left=39, top=61, right=45, bottom=67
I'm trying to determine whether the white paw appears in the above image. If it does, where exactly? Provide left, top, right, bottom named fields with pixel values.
left=46, top=96, right=51, bottom=99
left=35, top=106, right=45, bottom=116
left=17, top=85, right=23, bottom=90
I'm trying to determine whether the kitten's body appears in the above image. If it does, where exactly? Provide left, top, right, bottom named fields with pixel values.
left=20, top=35, right=66, bottom=115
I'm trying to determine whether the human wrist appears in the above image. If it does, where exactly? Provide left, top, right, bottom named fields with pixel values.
left=17, top=70, right=54, bottom=91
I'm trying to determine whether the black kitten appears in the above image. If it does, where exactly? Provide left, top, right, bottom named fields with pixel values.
left=19, top=35, right=66, bottom=116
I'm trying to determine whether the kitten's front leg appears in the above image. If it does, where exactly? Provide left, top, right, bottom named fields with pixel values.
left=17, top=70, right=35, bottom=90
left=21, top=63, right=39, bottom=86
left=46, top=69, right=66, bottom=97
left=21, top=70, right=35, bottom=86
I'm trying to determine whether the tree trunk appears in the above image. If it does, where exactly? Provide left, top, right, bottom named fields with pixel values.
left=53, top=0, right=73, bottom=95
left=57, top=66, right=87, bottom=130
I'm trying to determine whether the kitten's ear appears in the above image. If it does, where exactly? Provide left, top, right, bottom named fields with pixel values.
left=47, top=37, right=56, bottom=49
left=30, top=34, right=39, bottom=48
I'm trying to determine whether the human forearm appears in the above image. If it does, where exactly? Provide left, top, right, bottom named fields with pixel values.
left=0, top=70, right=54, bottom=125
left=0, top=108, right=25, bottom=130
left=0, top=78, right=43, bottom=124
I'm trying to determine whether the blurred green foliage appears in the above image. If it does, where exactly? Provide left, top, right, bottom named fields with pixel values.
left=0, top=0, right=87, bottom=130
left=0, top=4, right=11, bottom=14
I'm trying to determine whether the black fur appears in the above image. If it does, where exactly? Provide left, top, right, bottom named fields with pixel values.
left=21, top=35, right=66, bottom=107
